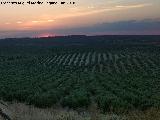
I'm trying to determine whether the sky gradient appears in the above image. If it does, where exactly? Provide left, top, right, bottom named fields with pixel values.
left=0, top=0, right=160, bottom=38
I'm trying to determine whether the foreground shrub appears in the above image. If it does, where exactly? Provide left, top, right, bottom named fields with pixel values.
left=62, top=89, right=90, bottom=108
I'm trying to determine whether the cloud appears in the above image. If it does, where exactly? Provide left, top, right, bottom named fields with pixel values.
left=0, top=3, right=153, bottom=31
left=16, top=21, right=23, bottom=24
left=115, top=3, right=152, bottom=8
left=53, top=19, right=160, bottom=35
left=0, top=19, right=160, bottom=39
left=56, top=3, right=152, bottom=19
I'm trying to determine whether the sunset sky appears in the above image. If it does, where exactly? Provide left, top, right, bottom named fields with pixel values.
left=0, top=0, right=160, bottom=38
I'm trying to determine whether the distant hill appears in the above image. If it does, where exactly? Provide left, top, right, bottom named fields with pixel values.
left=0, top=35, right=160, bottom=47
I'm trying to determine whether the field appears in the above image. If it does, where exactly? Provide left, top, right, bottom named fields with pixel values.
left=0, top=35, right=160, bottom=114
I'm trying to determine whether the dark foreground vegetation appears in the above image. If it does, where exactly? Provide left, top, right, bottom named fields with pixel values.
left=0, top=35, right=160, bottom=114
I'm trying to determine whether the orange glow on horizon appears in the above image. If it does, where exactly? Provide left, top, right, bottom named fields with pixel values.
left=36, top=33, right=55, bottom=38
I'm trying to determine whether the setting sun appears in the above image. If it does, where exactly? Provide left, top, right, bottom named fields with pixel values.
left=36, top=33, right=55, bottom=38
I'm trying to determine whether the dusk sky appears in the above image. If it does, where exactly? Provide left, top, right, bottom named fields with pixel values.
left=0, top=0, right=160, bottom=38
